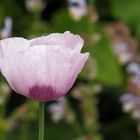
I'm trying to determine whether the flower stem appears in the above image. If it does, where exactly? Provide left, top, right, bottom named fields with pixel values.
left=39, top=102, right=45, bottom=140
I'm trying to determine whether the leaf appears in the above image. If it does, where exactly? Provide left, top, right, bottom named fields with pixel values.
left=90, top=30, right=124, bottom=86
left=110, top=0, right=140, bottom=37
left=48, top=9, right=89, bottom=34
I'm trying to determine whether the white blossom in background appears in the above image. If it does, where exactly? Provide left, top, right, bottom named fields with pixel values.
left=126, top=62, right=140, bottom=76
left=113, top=43, right=133, bottom=64
left=0, top=17, right=12, bottom=39
left=120, top=93, right=140, bottom=103
left=126, top=63, right=140, bottom=86
left=130, top=75, right=140, bottom=85
left=120, top=61, right=140, bottom=120
left=120, top=93, right=140, bottom=114
left=132, top=110, right=140, bottom=119
left=26, top=0, right=45, bottom=12
left=68, top=0, right=87, bottom=21
left=48, top=97, right=66, bottom=122
left=26, top=0, right=36, bottom=9
left=120, top=93, right=135, bottom=113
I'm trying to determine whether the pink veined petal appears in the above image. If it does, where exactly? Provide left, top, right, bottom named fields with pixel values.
left=0, top=45, right=52, bottom=99
left=29, top=31, right=84, bottom=52
left=0, top=43, right=89, bottom=102
left=66, top=53, right=89, bottom=92
left=26, top=44, right=84, bottom=101
left=0, top=52, right=37, bottom=97
left=0, top=32, right=89, bottom=102
left=0, top=37, right=29, bottom=57
left=37, top=45, right=89, bottom=99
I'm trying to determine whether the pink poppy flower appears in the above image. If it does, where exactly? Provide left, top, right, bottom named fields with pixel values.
left=0, top=31, right=89, bottom=102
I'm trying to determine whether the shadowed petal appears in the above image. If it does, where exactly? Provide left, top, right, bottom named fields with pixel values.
left=64, top=52, right=89, bottom=93
left=29, top=85, right=62, bottom=102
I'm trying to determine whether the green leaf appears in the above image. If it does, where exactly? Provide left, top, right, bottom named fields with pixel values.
left=90, top=31, right=124, bottom=86
left=111, top=0, right=140, bottom=37
left=48, top=9, right=89, bottom=34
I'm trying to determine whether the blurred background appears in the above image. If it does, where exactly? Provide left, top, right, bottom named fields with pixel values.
left=0, top=0, right=140, bottom=140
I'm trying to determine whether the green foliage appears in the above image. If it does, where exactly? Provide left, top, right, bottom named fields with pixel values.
left=47, top=9, right=89, bottom=34
left=111, top=0, right=140, bottom=37
left=91, top=32, right=123, bottom=86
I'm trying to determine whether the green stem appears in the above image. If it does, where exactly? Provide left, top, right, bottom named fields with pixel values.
left=39, top=102, right=45, bottom=140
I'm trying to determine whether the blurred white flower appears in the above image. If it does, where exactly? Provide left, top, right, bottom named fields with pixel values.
left=126, top=62, right=140, bottom=76
left=26, top=0, right=45, bottom=12
left=26, top=0, right=36, bottom=9
left=68, top=0, right=87, bottom=21
left=0, top=17, right=12, bottom=39
left=130, top=75, right=140, bottom=85
left=122, top=101, right=134, bottom=113
left=120, top=93, right=134, bottom=112
left=120, top=93, right=135, bottom=102
left=132, top=110, right=140, bottom=119
left=120, top=93, right=140, bottom=114
left=120, top=93, right=140, bottom=104
left=113, top=43, right=133, bottom=64
left=48, top=97, right=66, bottom=122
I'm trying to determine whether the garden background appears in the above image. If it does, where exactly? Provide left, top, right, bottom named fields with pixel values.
left=0, top=0, right=140, bottom=140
